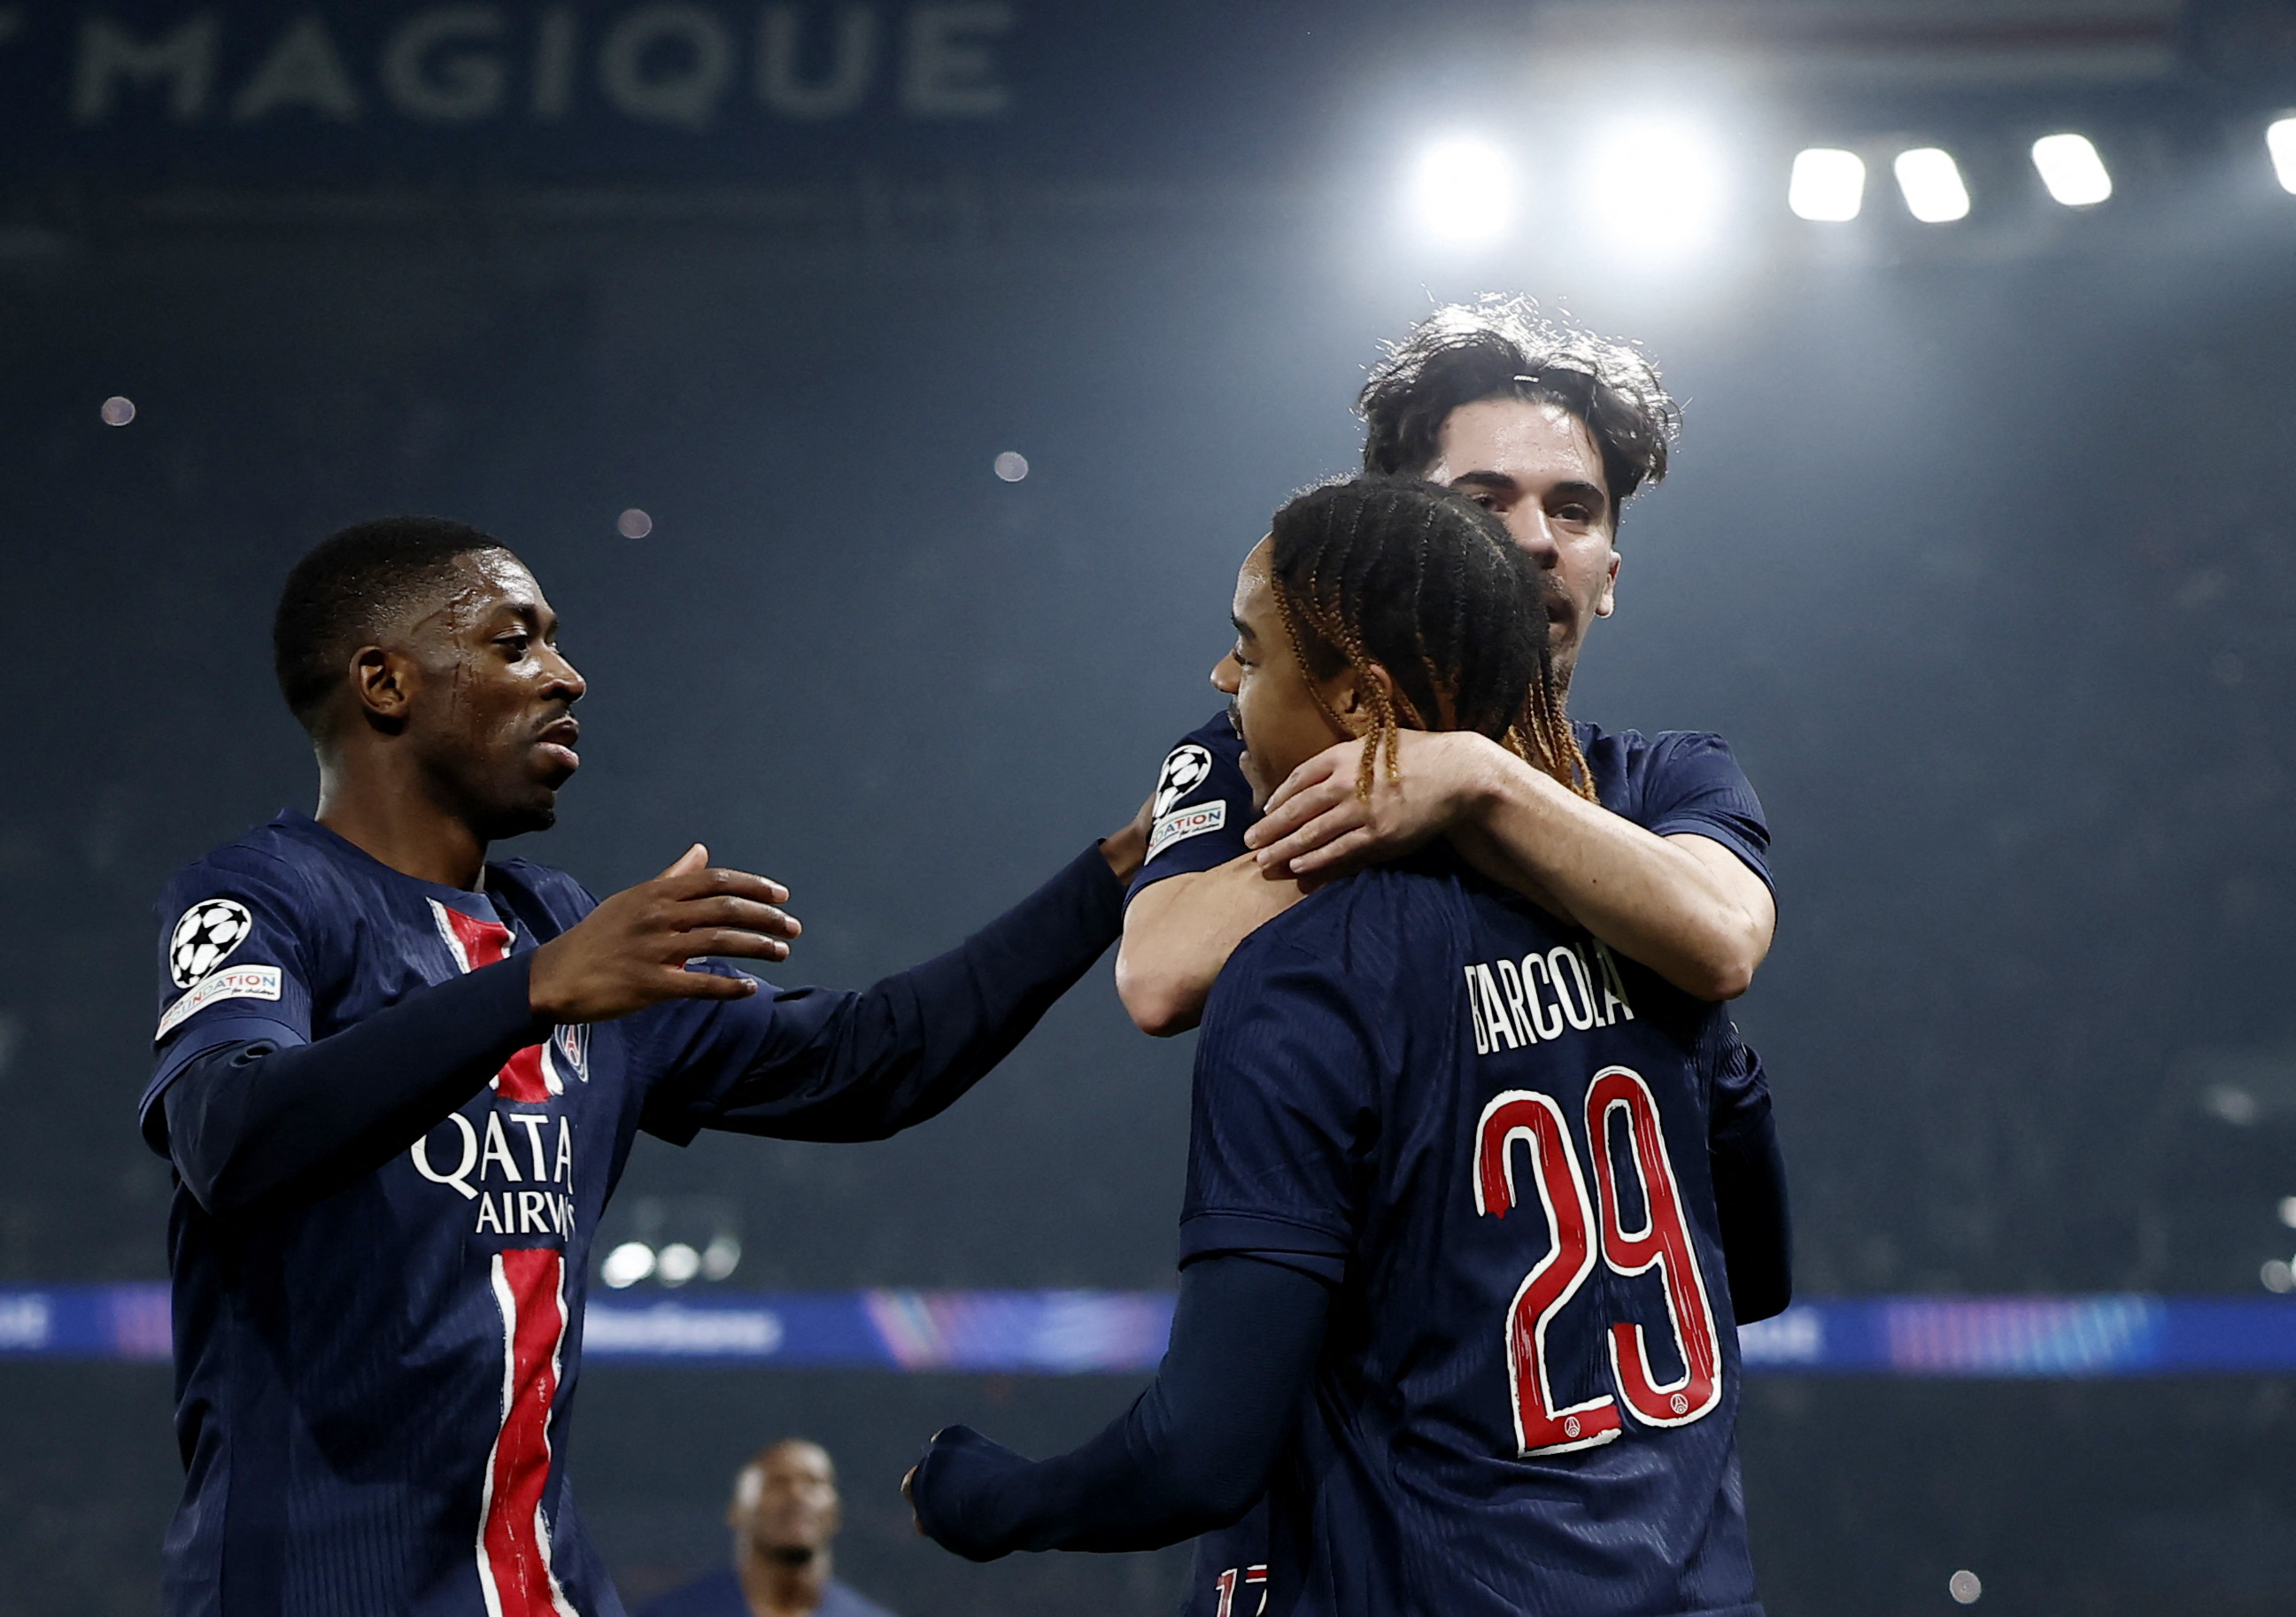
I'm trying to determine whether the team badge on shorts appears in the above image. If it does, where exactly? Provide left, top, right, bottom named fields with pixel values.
left=1154, top=743, right=1215, bottom=819
left=169, top=900, right=254, bottom=988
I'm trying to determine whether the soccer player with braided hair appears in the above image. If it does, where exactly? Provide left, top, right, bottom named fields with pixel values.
left=907, top=478, right=1776, bottom=1617
left=1118, top=298, right=1790, bottom=1341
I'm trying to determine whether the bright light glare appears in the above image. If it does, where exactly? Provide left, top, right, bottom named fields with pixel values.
left=2030, top=133, right=2111, bottom=206
left=655, top=1242, right=700, bottom=1287
left=1407, top=138, right=1513, bottom=245
left=1585, top=118, right=1728, bottom=254
left=2269, top=117, right=2296, bottom=195
left=600, top=1242, right=654, bottom=1288
left=1893, top=148, right=1970, bottom=223
left=1788, top=148, right=1865, bottom=221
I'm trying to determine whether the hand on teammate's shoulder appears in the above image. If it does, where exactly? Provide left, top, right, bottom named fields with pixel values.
left=527, top=844, right=801, bottom=1024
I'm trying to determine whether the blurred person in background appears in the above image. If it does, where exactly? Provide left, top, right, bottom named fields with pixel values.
left=637, top=1440, right=895, bottom=1617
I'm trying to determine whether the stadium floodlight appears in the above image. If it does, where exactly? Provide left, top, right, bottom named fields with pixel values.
left=1893, top=147, right=1970, bottom=223
left=1407, top=137, right=1515, bottom=246
left=1584, top=116, right=1728, bottom=254
left=655, top=1242, right=701, bottom=1286
left=600, top=1242, right=655, bottom=1288
left=1788, top=148, right=1866, bottom=221
left=2270, top=116, right=2296, bottom=195
left=2030, top=133, right=2111, bottom=206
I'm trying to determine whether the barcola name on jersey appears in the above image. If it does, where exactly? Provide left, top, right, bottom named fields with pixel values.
left=1462, top=939, right=1637, bottom=1057
left=409, top=1106, right=576, bottom=1238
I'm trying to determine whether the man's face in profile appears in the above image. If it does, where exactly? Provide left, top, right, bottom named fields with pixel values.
left=731, top=1440, right=841, bottom=1565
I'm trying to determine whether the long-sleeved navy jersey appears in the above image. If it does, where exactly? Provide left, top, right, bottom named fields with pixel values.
left=140, top=810, right=1120, bottom=1617
left=1179, top=847, right=1766, bottom=1617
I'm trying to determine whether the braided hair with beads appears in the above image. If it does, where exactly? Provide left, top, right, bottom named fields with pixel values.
left=1265, top=476, right=1597, bottom=804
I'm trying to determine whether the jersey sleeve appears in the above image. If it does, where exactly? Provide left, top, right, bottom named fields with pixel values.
left=1635, top=731, right=1774, bottom=894
left=142, top=847, right=322, bottom=1149
left=1179, top=930, right=1380, bottom=1283
left=1128, top=710, right=1256, bottom=901
left=1707, top=1023, right=1792, bottom=1321
left=634, top=842, right=1123, bottom=1144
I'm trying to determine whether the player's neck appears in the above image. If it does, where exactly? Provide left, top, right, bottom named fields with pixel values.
left=315, top=756, right=490, bottom=891
left=738, top=1544, right=829, bottom=1617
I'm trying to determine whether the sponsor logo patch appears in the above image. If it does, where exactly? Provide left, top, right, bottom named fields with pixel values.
left=1152, top=743, right=1215, bottom=819
left=156, top=965, right=282, bottom=1041
left=1148, top=800, right=1227, bottom=860
left=168, top=899, right=253, bottom=988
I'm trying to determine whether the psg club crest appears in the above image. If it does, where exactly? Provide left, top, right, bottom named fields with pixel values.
left=550, top=1022, right=591, bottom=1086
left=169, top=900, right=253, bottom=988
left=1153, top=743, right=1214, bottom=819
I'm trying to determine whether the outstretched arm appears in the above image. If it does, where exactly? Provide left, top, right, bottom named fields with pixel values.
left=908, top=1254, right=1329, bottom=1559
left=156, top=845, right=801, bottom=1214
left=653, top=823, right=1145, bottom=1144
left=1249, top=732, right=1774, bottom=1002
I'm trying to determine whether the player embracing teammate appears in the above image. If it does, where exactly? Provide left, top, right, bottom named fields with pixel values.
left=911, top=476, right=1774, bottom=1615
left=907, top=304, right=1789, bottom=1613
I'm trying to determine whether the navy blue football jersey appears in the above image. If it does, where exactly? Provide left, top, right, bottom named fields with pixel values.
left=1131, top=709, right=1772, bottom=899
left=1179, top=850, right=1764, bottom=1617
left=141, top=810, right=1103, bottom=1617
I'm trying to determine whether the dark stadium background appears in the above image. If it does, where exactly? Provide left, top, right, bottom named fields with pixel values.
left=5, top=2, right=2296, bottom=1613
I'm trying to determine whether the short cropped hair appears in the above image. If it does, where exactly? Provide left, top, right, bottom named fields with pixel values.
left=273, top=516, right=505, bottom=731
left=1357, top=298, right=1679, bottom=522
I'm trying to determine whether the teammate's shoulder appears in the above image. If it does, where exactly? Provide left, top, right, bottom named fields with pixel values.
left=1573, top=721, right=1751, bottom=812
left=1576, top=719, right=1738, bottom=762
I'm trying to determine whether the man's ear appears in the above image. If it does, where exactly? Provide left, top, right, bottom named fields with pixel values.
left=1594, top=545, right=1622, bottom=620
left=348, top=645, right=416, bottom=731
left=1333, top=662, right=1399, bottom=732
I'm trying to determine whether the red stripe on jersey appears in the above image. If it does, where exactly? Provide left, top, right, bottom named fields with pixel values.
left=478, top=1249, right=576, bottom=1617
left=433, top=901, right=556, bottom=1102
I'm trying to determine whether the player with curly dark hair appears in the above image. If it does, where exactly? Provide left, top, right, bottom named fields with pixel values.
left=1120, top=298, right=1774, bottom=1030
left=1115, top=290, right=1785, bottom=1251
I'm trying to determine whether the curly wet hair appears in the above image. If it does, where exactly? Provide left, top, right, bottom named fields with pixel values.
left=1357, top=297, right=1679, bottom=524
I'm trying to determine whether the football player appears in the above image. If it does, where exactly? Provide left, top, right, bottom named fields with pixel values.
left=141, top=518, right=1146, bottom=1617
left=908, top=479, right=1770, bottom=1616
left=1117, top=300, right=1790, bottom=1327
left=1117, top=299, right=1775, bottom=1031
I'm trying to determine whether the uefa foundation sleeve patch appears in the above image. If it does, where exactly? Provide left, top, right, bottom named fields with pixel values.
left=156, top=964, right=284, bottom=1041
left=1149, top=799, right=1227, bottom=858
